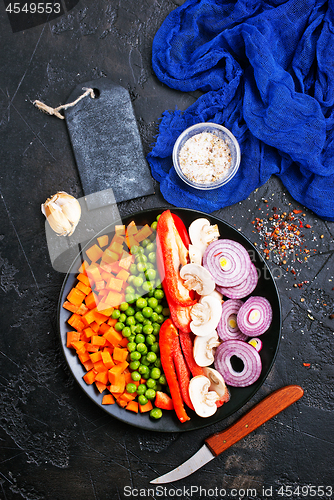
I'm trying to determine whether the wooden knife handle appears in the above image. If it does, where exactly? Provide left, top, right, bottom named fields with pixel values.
left=205, top=385, right=304, bottom=457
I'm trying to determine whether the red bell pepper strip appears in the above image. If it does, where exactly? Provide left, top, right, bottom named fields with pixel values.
left=173, top=335, right=194, bottom=411
left=179, top=331, right=204, bottom=378
left=171, top=213, right=191, bottom=248
left=156, top=210, right=196, bottom=307
left=163, top=281, right=192, bottom=333
left=159, top=319, right=190, bottom=423
left=155, top=391, right=174, bottom=410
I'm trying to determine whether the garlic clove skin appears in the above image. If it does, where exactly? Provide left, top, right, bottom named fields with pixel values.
left=42, top=191, right=81, bottom=236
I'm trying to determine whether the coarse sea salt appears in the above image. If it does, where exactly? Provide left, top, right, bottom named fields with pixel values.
left=178, top=132, right=232, bottom=184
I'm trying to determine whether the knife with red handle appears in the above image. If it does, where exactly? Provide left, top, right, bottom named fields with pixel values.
left=151, top=385, right=304, bottom=484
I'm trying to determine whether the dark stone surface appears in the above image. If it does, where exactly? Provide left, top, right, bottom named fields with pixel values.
left=0, top=1, right=333, bottom=499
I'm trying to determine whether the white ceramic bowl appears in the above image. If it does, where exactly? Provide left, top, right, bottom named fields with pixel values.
left=172, top=122, right=241, bottom=190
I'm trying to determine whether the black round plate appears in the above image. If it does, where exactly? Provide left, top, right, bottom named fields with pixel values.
left=58, top=207, right=281, bottom=432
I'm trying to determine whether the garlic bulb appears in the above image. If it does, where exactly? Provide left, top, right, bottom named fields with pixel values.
left=41, top=191, right=81, bottom=236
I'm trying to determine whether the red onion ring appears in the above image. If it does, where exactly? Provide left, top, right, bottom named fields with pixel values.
left=203, top=239, right=252, bottom=287
left=217, top=299, right=248, bottom=341
left=237, top=296, right=273, bottom=336
left=216, top=263, right=258, bottom=299
left=214, top=340, right=262, bottom=387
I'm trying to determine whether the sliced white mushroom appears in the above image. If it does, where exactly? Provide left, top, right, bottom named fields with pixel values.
left=207, top=289, right=224, bottom=303
left=202, top=367, right=230, bottom=405
left=188, top=244, right=202, bottom=265
left=190, top=295, right=222, bottom=336
left=193, top=331, right=221, bottom=367
left=188, top=375, right=220, bottom=418
left=189, top=218, right=220, bottom=256
left=180, top=263, right=215, bottom=296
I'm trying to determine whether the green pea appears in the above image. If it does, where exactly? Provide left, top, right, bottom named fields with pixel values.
left=140, top=355, right=150, bottom=366
left=136, top=384, right=147, bottom=395
left=122, top=326, right=131, bottom=337
left=143, top=324, right=154, bottom=335
left=137, top=262, right=147, bottom=273
left=151, top=312, right=159, bottom=323
left=130, top=351, right=141, bottom=361
left=138, top=394, right=148, bottom=406
left=142, top=318, right=152, bottom=326
left=155, top=383, right=162, bottom=392
left=159, top=374, right=167, bottom=385
left=126, top=383, right=137, bottom=394
left=145, top=389, right=156, bottom=400
left=145, top=242, right=155, bottom=253
left=146, top=351, right=157, bottom=364
left=150, top=367, right=161, bottom=380
left=154, top=289, right=164, bottom=300
left=119, top=302, right=129, bottom=311
left=119, top=313, right=127, bottom=323
left=145, top=262, right=154, bottom=270
left=156, top=314, right=165, bottom=324
left=154, top=304, right=163, bottom=314
left=125, top=286, right=135, bottom=295
left=154, top=359, right=162, bottom=369
left=151, top=342, right=159, bottom=353
left=112, top=309, right=121, bottom=319
left=145, top=334, right=156, bottom=346
left=133, top=276, right=144, bottom=288
left=145, top=269, right=156, bottom=281
left=125, top=293, right=135, bottom=303
left=129, top=263, right=138, bottom=275
left=156, top=214, right=161, bottom=221
left=152, top=323, right=160, bottom=335
left=128, top=334, right=136, bottom=342
left=125, top=306, right=135, bottom=316
left=130, top=245, right=140, bottom=255
left=126, top=316, right=136, bottom=326
left=142, top=281, right=154, bottom=293
left=129, top=360, right=140, bottom=371
left=127, top=342, right=137, bottom=352
left=150, top=408, right=163, bottom=419
left=142, top=306, right=153, bottom=318
left=146, top=378, right=156, bottom=389
left=135, top=324, right=143, bottom=334
left=148, top=297, right=158, bottom=309
left=136, top=297, right=147, bottom=309
left=135, top=333, right=145, bottom=344
left=131, top=371, right=141, bottom=382
left=127, top=275, right=135, bottom=285
left=136, top=343, right=147, bottom=354
left=138, top=365, right=150, bottom=377
left=141, top=238, right=150, bottom=248
left=148, top=252, right=156, bottom=263
left=151, top=221, right=158, bottom=230
left=114, top=322, right=124, bottom=332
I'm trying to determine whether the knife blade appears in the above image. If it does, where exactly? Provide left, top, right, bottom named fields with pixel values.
left=151, top=385, right=304, bottom=484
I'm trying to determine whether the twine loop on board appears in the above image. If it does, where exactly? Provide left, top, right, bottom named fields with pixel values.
left=33, top=87, right=95, bottom=119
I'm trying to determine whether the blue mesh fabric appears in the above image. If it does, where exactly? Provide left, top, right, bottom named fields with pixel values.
left=147, top=0, right=334, bottom=221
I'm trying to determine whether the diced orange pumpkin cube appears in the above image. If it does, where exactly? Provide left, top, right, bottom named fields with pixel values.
left=86, top=243, right=104, bottom=263
left=109, top=240, right=123, bottom=255
left=118, top=250, right=133, bottom=270
left=76, top=303, right=89, bottom=315
left=82, top=359, right=94, bottom=372
left=116, top=269, right=130, bottom=282
left=102, top=394, right=115, bottom=405
left=104, top=327, right=123, bottom=346
left=83, top=369, right=96, bottom=385
left=125, top=401, right=139, bottom=413
left=63, top=301, right=79, bottom=313
left=115, top=225, right=125, bottom=236
left=101, top=351, right=115, bottom=369
left=67, top=287, right=86, bottom=306
left=139, top=400, right=153, bottom=413
left=66, top=331, right=81, bottom=348
left=105, top=291, right=123, bottom=307
left=85, top=291, right=98, bottom=310
left=106, top=276, right=123, bottom=292
left=135, top=224, right=153, bottom=242
left=101, top=248, right=119, bottom=265
left=94, top=381, right=107, bottom=393
left=97, top=234, right=109, bottom=248
left=113, top=347, right=128, bottom=363
left=92, top=335, right=106, bottom=347
left=76, top=281, right=91, bottom=295
left=94, top=370, right=109, bottom=385
left=126, top=220, right=138, bottom=236
left=77, top=272, right=91, bottom=287
left=68, top=313, right=85, bottom=331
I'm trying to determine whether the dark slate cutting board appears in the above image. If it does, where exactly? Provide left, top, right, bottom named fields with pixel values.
left=64, top=79, right=154, bottom=209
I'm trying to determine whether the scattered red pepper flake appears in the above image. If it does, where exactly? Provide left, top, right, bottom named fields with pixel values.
left=303, top=363, right=311, bottom=367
